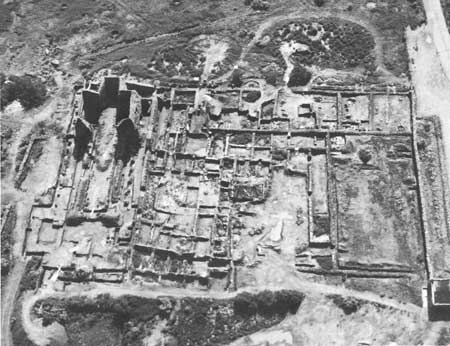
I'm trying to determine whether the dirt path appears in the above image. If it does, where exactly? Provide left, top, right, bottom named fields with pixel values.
left=407, top=25, right=450, bottom=188
left=259, top=253, right=422, bottom=315
left=422, top=0, right=450, bottom=82
left=1, top=259, right=26, bottom=346
left=420, top=0, right=450, bottom=179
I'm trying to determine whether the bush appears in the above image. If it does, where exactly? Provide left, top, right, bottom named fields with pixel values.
left=233, top=292, right=258, bottom=316
left=19, top=256, right=42, bottom=293
left=287, top=65, right=312, bottom=87
left=329, top=295, right=362, bottom=315
left=358, top=148, right=372, bottom=164
left=250, top=0, right=269, bottom=10
left=230, top=68, right=244, bottom=87
left=1, top=75, right=47, bottom=110
left=234, top=290, right=304, bottom=316
left=243, top=90, right=261, bottom=102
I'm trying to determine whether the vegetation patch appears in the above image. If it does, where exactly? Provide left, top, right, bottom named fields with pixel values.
left=1, top=126, right=13, bottom=178
left=19, top=256, right=43, bottom=294
left=0, top=74, right=47, bottom=110
left=106, top=30, right=243, bottom=82
left=1, top=205, right=16, bottom=277
left=367, top=0, right=425, bottom=75
left=251, top=18, right=375, bottom=75
left=328, top=295, right=363, bottom=315
left=34, top=290, right=304, bottom=346
left=288, top=65, right=312, bottom=87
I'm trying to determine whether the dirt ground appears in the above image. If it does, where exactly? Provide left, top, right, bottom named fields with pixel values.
left=230, top=295, right=431, bottom=346
left=407, top=24, right=450, bottom=179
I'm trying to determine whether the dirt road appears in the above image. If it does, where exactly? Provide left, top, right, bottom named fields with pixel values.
left=420, top=0, right=450, bottom=177
left=1, top=260, right=26, bottom=346
left=422, top=0, right=450, bottom=81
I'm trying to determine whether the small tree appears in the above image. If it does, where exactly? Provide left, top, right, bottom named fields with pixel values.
left=287, top=66, right=312, bottom=87
left=358, top=148, right=372, bottom=164
left=314, top=0, right=325, bottom=6
left=1, top=75, right=47, bottom=110
left=230, top=68, right=244, bottom=87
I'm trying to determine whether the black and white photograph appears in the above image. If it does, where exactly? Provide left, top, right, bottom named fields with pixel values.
left=1, top=0, right=450, bottom=345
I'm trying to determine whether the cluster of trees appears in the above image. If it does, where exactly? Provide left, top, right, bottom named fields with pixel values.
left=288, top=65, right=312, bottom=87
left=284, top=19, right=375, bottom=71
left=233, top=290, right=304, bottom=316
left=250, top=18, right=376, bottom=86
left=37, top=290, right=305, bottom=346
left=1, top=74, right=47, bottom=110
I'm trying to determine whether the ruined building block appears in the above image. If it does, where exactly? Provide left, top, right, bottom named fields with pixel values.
left=74, top=117, right=93, bottom=160
left=82, top=89, right=101, bottom=124
left=117, top=90, right=131, bottom=123
left=126, top=81, right=155, bottom=97
left=129, top=90, right=142, bottom=124
left=101, top=76, right=120, bottom=108
left=117, top=118, right=139, bottom=161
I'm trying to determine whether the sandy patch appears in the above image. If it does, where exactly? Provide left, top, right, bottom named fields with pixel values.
left=194, top=35, right=229, bottom=80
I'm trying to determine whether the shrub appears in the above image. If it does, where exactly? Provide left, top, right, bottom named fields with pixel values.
left=230, top=68, right=244, bottom=87
left=233, top=292, right=258, bottom=316
left=329, top=295, right=362, bottom=315
left=358, top=148, right=372, bottom=164
left=243, top=90, right=261, bottom=102
left=19, top=256, right=42, bottom=293
left=287, top=65, right=312, bottom=87
left=251, top=0, right=270, bottom=10
left=1, top=75, right=47, bottom=110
